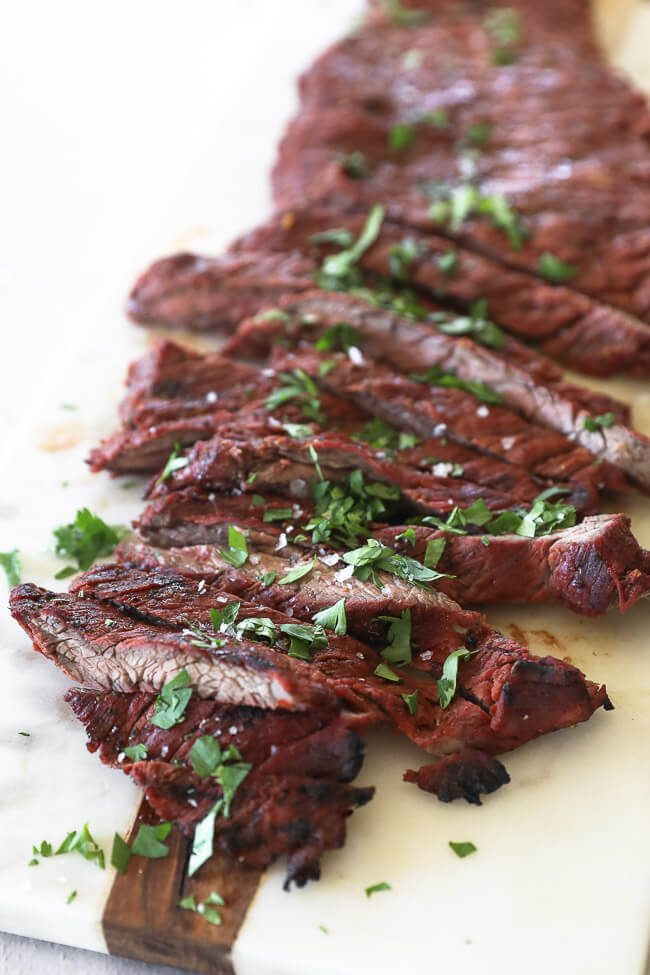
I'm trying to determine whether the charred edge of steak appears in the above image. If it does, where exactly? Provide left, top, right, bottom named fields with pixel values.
left=403, top=749, right=511, bottom=806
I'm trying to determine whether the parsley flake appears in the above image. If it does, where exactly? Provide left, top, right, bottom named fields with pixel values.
left=437, top=647, right=473, bottom=709
left=537, top=252, right=577, bottom=282
left=0, top=549, right=21, bottom=588
left=401, top=689, right=419, bottom=715
left=449, top=840, right=477, bottom=858
left=583, top=412, right=615, bottom=433
left=53, top=508, right=124, bottom=575
left=150, top=669, right=192, bottom=729
left=365, top=881, right=392, bottom=897
left=312, top=597, right=347, bottom=635
left=157, top=442, right=189, bottom=485
left=278, top=556, right=317, bottom=585
left=219, top=525, right=249, bottom=568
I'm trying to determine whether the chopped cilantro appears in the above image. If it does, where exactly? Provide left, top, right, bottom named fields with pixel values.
left=335, top=151, right=369, bottom=179
left=315, top=322, right=363, bottom=353
left=401, top=689, right=419, bottom=715
left=437, top=298, right=506, bottom=349
left=428, top=182, right=526, bottom=249
left=465, top=121, right=492, bottom=146
left=343, top=538, right=450, bottom=590
left=282, top=422, right=314, bottom=439
left=306, top=469, right=401, bottom=549
left=150, top=669, right=192, bottom=729
left=321, top=205, right=385, bottom=284
left=66, top=890, right=77, bottom=905
left=255, top=308, right=291, bottom=323
left=583, top=412, right=615, bottom=433
left=265, top=369, right=325, bottom=424
left=189, top=736, right=223, bottom=777
left=365, top=881, right=392, bottom=897
left=537, top=252, right=577, bottom=282
left=389, top=122, right=416, bottom=152
left=396, top=527, right=416, bottom=545
left=424, top=108, right=448, bottom=127
left=436, top=250, right=458, bottom=278
left=278, top=556, right=317, bottom=585
left=219, top=525, right=249, bottom=568
left=310, top=228, right=354, bottom=247
left=32, top=824, right=105, bottom=870
left=449, top=840, right=477, bottom=858
left=157, top=442, right=189, bottom=485
left=263, top=508, right=293, bottom=523
left=374, top=662, right=401, bottom=682
left=260, top=571, right=277, bottom=586
left=110, top=833, right=132, bottom=875
left=122, top=743, right=148, bottom=762
left=279, top=622, right=328, bottom=661
left=131, top=822, right=173, bottom=859
left=188, top=803, right=221, bottom=877
left=484, top=7, right=520, bottom=64
left=377, top=609, right=412, bottom=667
left=410, top=364, right=501, bottom=404
left=388, top=237, right=423, bottom=280
left=424, top=537, right=446, bottom=568
left=437, top=647, right=473, bottom=709
left=312, top=597, right=347, bottom=635
left=0, top=549, right=21, bottom=587
left=53, top=508, right=124, bottom=575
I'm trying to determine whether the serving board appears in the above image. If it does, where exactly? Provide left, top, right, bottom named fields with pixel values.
left=1, top=2, right=649, bottom=974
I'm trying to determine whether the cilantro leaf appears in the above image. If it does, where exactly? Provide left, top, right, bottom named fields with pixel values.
left=335, top=151, right=369, bottom=179
left=410, top=364, right=501, bottom=404
left=583, top=412, right=615, bottom=433
left=424, top=537, right=446, bottom=568
left=321, top=205, right=385, bottom=282
left=449, top=840, right=477, bottom=858
left=122, top=744, right=148, bottom=762
left=437, top=299, right=506, bottom=350
left=278, top=556, right=317, bottom=585
left=437, top=648, right=472, bottom=709
left=374, top=662, right=401, bottom=682
left=53, top=508, right=124, bottom=573
left=537, top=253, right=577, bottom=283
left=389, top=123, right=416, bottom=152
left=219, top=525, right=248, bottom=568
left=189, top=736, right=223, bottom=777
left=265, top=369, right=325, bottom=424
left=150, top=669, right=192, bottom=729
left=260, top=571, right=277, bottom=586
left=53, top=823, right=105, bottom=869
left=157, top=441, right=189, bottom=485
left=188, top=802, right=222, bottom=877
left=401, top=689, right=418, bottom=715
left=0, top=549, right=21, bottom=588
left=282, top=423, right=314, bottom=439
left=377, top=609, right=412, bottom=667
left=279, top=622, right=328, bottom=661
left=214, top=762, right=252, bottom=815
left=312, top=597, right=347, bottom=635
left=365, top=881, right=392, bottom=897
left=315, top=323, right=363, bottom=354
left=131, top=822, right=173, bottom=859
left=110, top=833, right=132, bottom=875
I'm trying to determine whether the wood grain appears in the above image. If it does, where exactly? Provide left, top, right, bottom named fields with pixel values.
left=102, top=799, right=262, bottom=975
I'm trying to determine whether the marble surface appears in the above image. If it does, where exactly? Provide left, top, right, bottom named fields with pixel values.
left=0, top=1, right=648, bottom=973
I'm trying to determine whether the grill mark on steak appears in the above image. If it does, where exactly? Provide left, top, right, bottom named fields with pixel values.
left=10, top=584, right=335, bottom=712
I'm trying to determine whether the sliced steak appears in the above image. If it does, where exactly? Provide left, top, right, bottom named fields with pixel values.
left=227, top=292, right=650, bottom=491
left=65, top=686, right=372, bottom=888
left=9, top=584, right=334, bottom=711
left=133, top=491, right=650, bottom=616
left=111, top=538, right=480, bottom=658
left=271, top=4, right=650, bottom=354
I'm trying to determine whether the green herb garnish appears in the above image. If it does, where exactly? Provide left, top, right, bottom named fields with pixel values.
left=312, top=597, right=347, bottom=635
left=401, top=689, right=419, bottom=715
left=265, top=369, right=325, bottom=424
left=410, top=364, right=501, bottom=404
left=150, top=669, right=192, bottom=729
left=377, top=609, right=412, bottom=667
left=320, top=205, right=385, bottom=284
left=583, top=412, right=615, bottom=433
left=53, top=508, right=124, bottom=576
left=0, top=549, right=21, bottom=587
left=131, top=822, right=173, bottom=859
left=278, top=556, right=317, bottom=585
left=157, top=441, right=189, bottom=485
left=449, top=840, right=477, bottom=858
left=335, top=151, right=369, bottom=179
left=437, top=647, right=472, bottom=709
left=437, top=298, right=506, bottom=349
left=365, top=881, right=392, bottom=897
left=219, top=525, right=249, bottom=568
left=537, top=252, right=577, bottom=282
left=123, top=744, right=148, bottom=762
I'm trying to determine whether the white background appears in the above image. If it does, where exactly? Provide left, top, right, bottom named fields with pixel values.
left=1, top=2, right=649, bottom=974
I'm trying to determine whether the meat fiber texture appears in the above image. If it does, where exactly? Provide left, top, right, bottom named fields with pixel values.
left=270, top=0, right=650, bottom=376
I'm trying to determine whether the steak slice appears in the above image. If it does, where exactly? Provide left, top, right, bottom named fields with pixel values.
left=378, top=515, right=650, bottom=616
left=133, top=491, right=650, bottom=616
left=9, top=584, right=335, bottom=711
left=65, top=687, right=372, bottom=888
left=227, top=292, right=650, bottom=491
left=68, top=562, right=611, bottom=805
left=111, top=539, right=481, bottom=658
left=146, top=431, right=534, bottom=514
left=271, top=4, right=650, bottom=352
